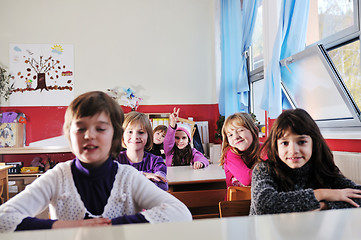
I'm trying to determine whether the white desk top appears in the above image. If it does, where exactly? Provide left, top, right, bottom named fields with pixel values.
left=167, top=164, right=226, bottom=184
left=0, top=165, right=12, bottom=171
left=2, top=208, right=361, bottom=240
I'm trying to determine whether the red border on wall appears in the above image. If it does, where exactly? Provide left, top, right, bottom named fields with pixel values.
left=325, top=139, right=361, bottom=153
left=1, top=104, right=220, bottom=145
left=266, top=117, right=361, bottom=153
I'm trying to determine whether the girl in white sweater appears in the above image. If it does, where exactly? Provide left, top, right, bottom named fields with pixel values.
left=0, top=91, right=191, bottom=233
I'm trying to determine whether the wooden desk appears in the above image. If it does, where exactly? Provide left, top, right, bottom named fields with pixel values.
left=2, top=208, right=361, bottom=239
left=167, top=164, right=226, bottom=219
left=8, top=173, right=42, bottom=199
left=0, top=165, right=12, bottom=204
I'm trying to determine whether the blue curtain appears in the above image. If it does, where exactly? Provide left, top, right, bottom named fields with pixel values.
left=260, top=0, right=310, bottom=118
left=238, top=0, right=262, bottom=113
left=219, top=0, right=261, bottom=117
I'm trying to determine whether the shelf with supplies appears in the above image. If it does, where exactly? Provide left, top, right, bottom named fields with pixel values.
left=145, top=113, right=170, bottom=129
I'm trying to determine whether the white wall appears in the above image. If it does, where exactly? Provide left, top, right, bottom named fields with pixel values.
left=0, top=0, right=217, bottom=105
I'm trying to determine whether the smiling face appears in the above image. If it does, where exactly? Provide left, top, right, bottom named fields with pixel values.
left=70, top=112, right=114, bottom=166
left=277, top=130, right=313, bottom=169
left=175, top=130, right=189, bottom=149
left=153, top=130, right=166, bottom=145
left=226, top=124, right=254, bottom=152
left=123, top=123, right=148, bottom=152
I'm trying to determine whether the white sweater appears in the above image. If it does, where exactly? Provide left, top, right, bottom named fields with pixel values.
left=0, top=161, right=192, bottom=232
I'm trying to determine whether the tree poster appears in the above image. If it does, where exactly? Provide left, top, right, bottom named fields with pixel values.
left=9, top=44, right=74, bottom=106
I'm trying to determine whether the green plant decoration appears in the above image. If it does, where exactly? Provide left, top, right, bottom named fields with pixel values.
left=215, top=114, right=225, bottom=140
left=250, top=112, right=260, bottom=129
left=0, top=65, right=14, bottom=105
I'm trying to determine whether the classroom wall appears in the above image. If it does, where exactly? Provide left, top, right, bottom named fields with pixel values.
left=0, top=0, right=217, bottom=104
left=0, top=0, right=220, bottom=145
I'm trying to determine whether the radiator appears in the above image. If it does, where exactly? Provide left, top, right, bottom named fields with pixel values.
left=333, top=151, right=361, bottom=185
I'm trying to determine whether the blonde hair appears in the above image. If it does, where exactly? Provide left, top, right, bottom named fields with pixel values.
left=63, top=91, right=124, bottom=159
left=122, top=111, right=153, bottom=151
left=219, top=112, right=259, bottom=168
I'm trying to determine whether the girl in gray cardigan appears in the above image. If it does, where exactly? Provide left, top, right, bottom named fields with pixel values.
left=250, top=108, right=361, bottom=215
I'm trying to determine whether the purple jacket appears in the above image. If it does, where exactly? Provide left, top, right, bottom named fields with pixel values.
left=163, top=125, right=209, bottom=167
left=116, top=151, right=168, bottom=191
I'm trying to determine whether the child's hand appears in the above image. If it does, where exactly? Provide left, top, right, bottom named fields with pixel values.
left=193, top=162, right=204, bottom=169
left=314, top=188, right=361, bottom=208
left=143, top=172, right=168, bottom=183
left=52, top=218, right=112, bottom=229
left=169, top=107, right=180, bottom=128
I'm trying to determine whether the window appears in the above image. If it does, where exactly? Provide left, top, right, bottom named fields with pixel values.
left=249, top=3, right=264, bottom=71
left=250, top=68, right=265, bottom=127
left=328, top=39, right=361, bottom=111
left=249, top=2, right=264, bottom=128
left=249, top=0, right=361, bottom=131
left=306, top=0, right=358, bottom=47
left=301, top=0, right=361, bottom=128
left=280, top=44, right=361, bottom=128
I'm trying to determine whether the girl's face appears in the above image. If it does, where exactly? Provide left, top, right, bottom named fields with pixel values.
left=153, top=130, right=166, bottom=145
left=123, top=123, right=148, bottom=152
left=175, top=130, right=189, bottom=149
left=70, top=112, right=114, bottom=166
left=226, top=124, right=253, bottom=152
left=277, top=130, right=313, bottom=169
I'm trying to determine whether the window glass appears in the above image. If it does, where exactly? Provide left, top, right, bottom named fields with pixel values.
left=251, top=78, right=266, bottom=126
left=307, top=0, right=356, bottom=45
left=328, top=40, right=361, bottom=111
left=280, top=44, right=361, bottom=127
left=251, top=4, right=263, bottom=70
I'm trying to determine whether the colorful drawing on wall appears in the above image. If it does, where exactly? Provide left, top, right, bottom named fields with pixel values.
left=9, top=44, right=74, bottom=106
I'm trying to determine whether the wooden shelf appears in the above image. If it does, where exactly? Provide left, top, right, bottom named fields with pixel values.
left=0, top=146, right=71, bottom=154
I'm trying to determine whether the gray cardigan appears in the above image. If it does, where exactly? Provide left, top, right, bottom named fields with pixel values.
left=250, top=161, right=361, bottom=215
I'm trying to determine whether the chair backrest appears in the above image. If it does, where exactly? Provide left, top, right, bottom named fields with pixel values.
left=177, top=117, right=196, bottom=137
left=227, top=186, right=251, bottom=201
left=219, top=199, right=251, bottom=218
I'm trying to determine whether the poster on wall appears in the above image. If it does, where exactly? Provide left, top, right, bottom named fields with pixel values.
left=9, top=44, right=74, bottom=106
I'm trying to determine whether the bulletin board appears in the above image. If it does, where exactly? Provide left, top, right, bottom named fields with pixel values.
left=8, top=44, right=74, bottom=106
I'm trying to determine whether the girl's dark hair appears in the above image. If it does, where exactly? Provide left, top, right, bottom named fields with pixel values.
left=63, top=91, right=124, bottom=159
left=153, top=125, right=168, bottom=134
left=260, top=108, right=342, bottom=191
left=171, top=144, right=193, bottom=166
left=219, top=112, right=259, bottom=169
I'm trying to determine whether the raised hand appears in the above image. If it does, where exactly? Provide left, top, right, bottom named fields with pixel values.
left=169, top=107, right=180, bottom=128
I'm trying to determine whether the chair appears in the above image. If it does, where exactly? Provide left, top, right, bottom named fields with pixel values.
left=0, top=181, right=4, bottom=204
left=177, top=117, right=196, bottom=137
left=219, top=199, right=251, bottom=218
left=227, top=186, right=251, bottom=201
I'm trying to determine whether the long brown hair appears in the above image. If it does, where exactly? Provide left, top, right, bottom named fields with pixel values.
left=260, top=108, right=342, bottom=191
left=171, top=144, right=193, bottom=166
left=219, top=112, right=259, bottom=169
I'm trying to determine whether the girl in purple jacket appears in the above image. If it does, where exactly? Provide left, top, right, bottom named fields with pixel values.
left=164, top=108, right=209, bottom=169
left=116, top=111, right=168, bottom=191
